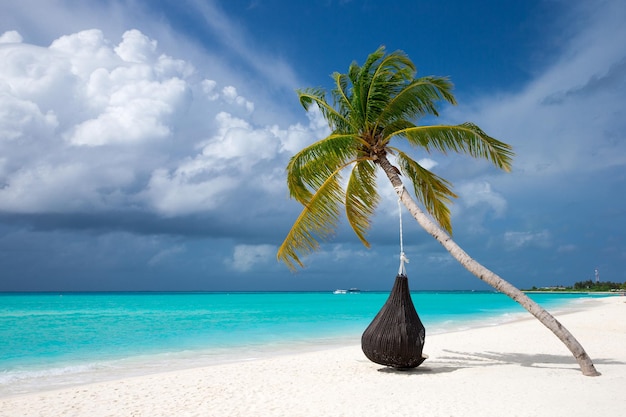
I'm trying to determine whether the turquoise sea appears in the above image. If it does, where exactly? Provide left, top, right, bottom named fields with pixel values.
left=0, top=291, right=609, bottom=396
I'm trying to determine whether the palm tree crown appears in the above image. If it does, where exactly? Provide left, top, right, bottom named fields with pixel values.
left=278, top=46, right=514, bottom=270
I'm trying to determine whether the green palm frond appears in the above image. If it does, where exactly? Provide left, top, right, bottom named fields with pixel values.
left=377, top=77, right=456, bottom=132
left=397, top=123, right=514, bottom=171
left=356, top=46, right=388, bottom=86
left=382, top=119, right=417, bottom=139
left=297, top=88, right=352, bottom=132
left=349, top=47, right=401, bottom=127
left=347, top=59, right=361, bottom=87
left=363, top=51, right=413, bottom=124
left=345, top=160, right=379, bottom=246
left=287, top=133, right=358, bottom=204
left=396, top=151, right=457, bottom=233
left=331, top=71, right=354, bottom=119
left=277, top=166, right=346, bottom=271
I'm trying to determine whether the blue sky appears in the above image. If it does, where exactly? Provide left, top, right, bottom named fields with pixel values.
left=0, top=0, right=624, bottom=291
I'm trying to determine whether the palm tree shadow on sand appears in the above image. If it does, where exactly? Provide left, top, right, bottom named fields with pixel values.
left=376, top=350, right=624, bottom=375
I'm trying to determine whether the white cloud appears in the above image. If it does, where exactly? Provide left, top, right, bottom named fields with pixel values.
left=0, top=161, right=133, bottom=212
left=0, top=92, right=58, bottom=141
left=43, top=29, right=194, bottom=147
left=418, top=158, right=438, bottom=170
left=221, top=86, right=254, bottom=113
left=0, top=27, right=314, bottom=216
left=0, top=29, right=196, bottom=212
left=457, top=181, right=507, bottom=217
left=330, top=244, right=369, bottom=262
left=113, top=29, right=157, bottom=63
left=0, top=43, right=74, bottom=112
left=202, top=112, right=279, bottom=163
left=0, top=30, right=22, bottom=43
left=276, top=105, right=330, bottom=155
left=503, top=230, right=551, bottom=250
left=67, top=76, right=189, bottom=146
left=229, top=244, right=276, bottom=272
left=49, top=29, right=119, bottom=71
left=202, top=79, right=219, bottom=100
left=142, top=167, right=237, bottom=216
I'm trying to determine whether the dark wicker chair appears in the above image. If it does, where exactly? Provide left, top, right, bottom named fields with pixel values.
left=361, top=274, right=426, bottom=369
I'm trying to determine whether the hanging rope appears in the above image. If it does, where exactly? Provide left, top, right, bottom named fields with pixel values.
left=395, top=186, right=409, bottom=276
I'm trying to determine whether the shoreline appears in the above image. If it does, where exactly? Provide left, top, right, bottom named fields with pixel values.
left=1, top=296, right=624, bottom=417
left=523, top=290, right=625, bottom=294
left=0, top=293, right=604, bottom=398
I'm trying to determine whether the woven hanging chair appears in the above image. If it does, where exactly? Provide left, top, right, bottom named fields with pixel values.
left=361, top=274, right=426, bottom=369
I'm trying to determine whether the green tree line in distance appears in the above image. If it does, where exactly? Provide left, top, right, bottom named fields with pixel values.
left=525, top=281, right=626, bottom=292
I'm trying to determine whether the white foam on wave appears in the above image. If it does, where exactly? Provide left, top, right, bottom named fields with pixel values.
left=0, top=361, right=114, bottom=397
left=0, top=343, right=326, bottom=397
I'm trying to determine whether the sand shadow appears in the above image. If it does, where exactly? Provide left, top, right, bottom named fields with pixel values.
left=437, top=349, right=623, bottom=372
left=375, top=355, right=464, bottom=375
left=377, top=365, right=462, bottom=374
left=375, top=350, right=623, bottom=375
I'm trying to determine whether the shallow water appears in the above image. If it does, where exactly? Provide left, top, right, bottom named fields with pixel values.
left=0, top=291, right=608, bottom=396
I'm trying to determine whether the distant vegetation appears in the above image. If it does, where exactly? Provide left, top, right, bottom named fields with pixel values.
left=525, top=280, right=626, bottom=292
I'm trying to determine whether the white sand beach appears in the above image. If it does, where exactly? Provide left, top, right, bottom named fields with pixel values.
left=1, top=296, right=624, bottom=417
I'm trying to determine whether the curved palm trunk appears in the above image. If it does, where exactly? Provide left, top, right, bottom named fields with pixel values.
left=378, top=155, right=600, bottom=376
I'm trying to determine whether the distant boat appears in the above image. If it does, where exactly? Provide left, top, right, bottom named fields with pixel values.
left=333, top=288, right=361, bottom=294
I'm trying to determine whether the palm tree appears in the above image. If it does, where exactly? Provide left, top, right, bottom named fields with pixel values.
left=277, top=46, right=599, bottom=376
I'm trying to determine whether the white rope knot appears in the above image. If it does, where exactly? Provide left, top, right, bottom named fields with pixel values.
left=398, top=251, right=409, bottom=276
left=400, top=252, right=409, bottom=264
